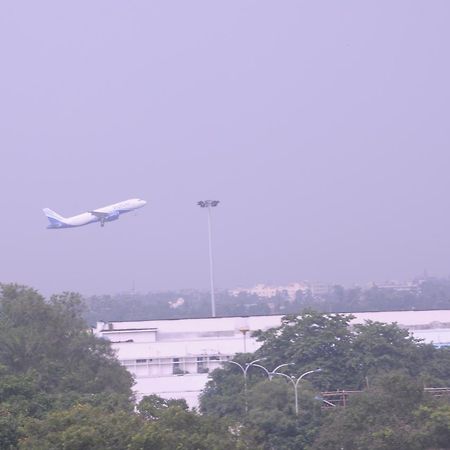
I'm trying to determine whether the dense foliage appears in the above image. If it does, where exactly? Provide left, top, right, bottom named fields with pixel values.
left=312, top=373, right=450, bottom=450
left=201, top=310, right=450, bottom=449
left=0, top=284, right=242, bottom=449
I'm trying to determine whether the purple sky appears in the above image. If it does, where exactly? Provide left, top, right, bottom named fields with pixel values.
left=1, top=1, right=450, bottom=295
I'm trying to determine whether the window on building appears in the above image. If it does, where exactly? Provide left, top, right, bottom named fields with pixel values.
left=173, top=357, right=183, bottom=375
left=197, top=356, right=208, bottom=373
left=121, top=359, right=135, bottom=367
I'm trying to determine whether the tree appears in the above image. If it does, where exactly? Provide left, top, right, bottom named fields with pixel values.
left=414, top=403, right=450, bottom=449
left=0, top=404, right=18, bottom=450
left=253, top=310, right=356, bottom=390
left=19, top=404, right=142, bottom=450
left=311, top=373, right=439, bottom=450
left=132, top=395, right=243, bottom=450
left=252, top=310, right=450, bottom=390
left=243, top=379, right=323, bottom=450
left=137, top=394, right=188, bottom=420
left=349, top=321, right=424, bottom=387
left=200, top=356, right=249, bottom=418
left=0, top=284, right=133, bottom=404
left=0, top=284, right=135, bottom=447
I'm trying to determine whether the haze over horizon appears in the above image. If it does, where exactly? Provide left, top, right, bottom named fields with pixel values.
left=1, top=1, right=450, bottom=296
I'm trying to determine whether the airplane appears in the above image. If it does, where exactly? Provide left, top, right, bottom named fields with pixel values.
left=43, top=198, right=147, bottom=229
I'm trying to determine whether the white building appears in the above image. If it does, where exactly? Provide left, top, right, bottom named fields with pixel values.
left=367, top=280, right=421, bottom=292
left=95, top=310, right=450, bottom=407
left=229, top=281, right=326, bottom=300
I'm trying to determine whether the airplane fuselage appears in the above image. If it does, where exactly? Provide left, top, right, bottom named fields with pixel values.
left=43, top=198, right=146, bottom=229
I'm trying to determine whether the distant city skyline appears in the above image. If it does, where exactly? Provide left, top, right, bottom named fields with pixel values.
left=97, top=275, right=432, bottom=298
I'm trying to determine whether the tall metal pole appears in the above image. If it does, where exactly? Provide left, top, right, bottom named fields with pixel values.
left=206, top=205, right=216, bottom=317
left=198, top=200, right=219, bottom=318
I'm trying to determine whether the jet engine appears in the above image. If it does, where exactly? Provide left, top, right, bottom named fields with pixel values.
left=105, top=210, right=120, bottom=222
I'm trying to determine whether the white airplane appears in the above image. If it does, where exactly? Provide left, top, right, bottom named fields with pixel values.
left=43, top=198, right=147, bottom=229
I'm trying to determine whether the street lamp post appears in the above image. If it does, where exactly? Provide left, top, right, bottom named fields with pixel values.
left=225, top=360, right=297, bottom=413
left=239, top=327, right=250, bottom=353
left=226, top=359, right=266, bottom=413
left=269, top=363, right=294, bottom=380
left=197, top=200, right=220, bottom=317
left=273, top=368, right=322, bottom=415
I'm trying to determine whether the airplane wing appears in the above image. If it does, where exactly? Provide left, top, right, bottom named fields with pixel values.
left=90, top=210, right=111, bottom=218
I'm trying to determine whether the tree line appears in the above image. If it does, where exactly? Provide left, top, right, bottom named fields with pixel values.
left=84, top=277, right=450, bottom=324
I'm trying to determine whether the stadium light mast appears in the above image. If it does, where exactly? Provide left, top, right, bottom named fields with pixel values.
left=197, top=200, right=220, bottom=317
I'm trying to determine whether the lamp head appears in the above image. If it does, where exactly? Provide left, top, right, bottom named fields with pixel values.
left=197, top=200, right=220, bottom=208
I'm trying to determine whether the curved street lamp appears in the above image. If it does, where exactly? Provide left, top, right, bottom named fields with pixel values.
left=226, top=358, right=265, bottom=413
left=225, top=360, right=297, bottom=412
left=269, top=363, right=294, bottom=380
left=273, top=368, right=322, bottom=415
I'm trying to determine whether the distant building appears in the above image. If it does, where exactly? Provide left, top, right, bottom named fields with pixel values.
left=169, top=297, right=185, bottom=309
left=95, top=310, right=450, bottom=408
left=229, top=281, right=329, bottom=300
left=230, top=283, right=284, bottom=298
left=367, top=280, right=421, bottom=292
left=308, top=282, right=331, bottom=296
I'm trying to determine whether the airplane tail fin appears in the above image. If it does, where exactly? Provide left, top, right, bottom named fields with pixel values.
left=43, top=208, right=68, bottom=228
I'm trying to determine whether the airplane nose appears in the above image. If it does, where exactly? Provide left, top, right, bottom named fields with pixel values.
left=141, top=200, right=147, bottom=206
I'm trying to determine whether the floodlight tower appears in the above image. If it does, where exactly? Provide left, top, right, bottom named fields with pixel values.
left=197, top=200, right=220, bottom=317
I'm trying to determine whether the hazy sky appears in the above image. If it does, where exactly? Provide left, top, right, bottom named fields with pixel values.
left=1, top=1, right=450, bottom=296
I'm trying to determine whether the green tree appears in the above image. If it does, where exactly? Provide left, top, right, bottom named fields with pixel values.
left=0, top=284, right=135, bottom=447
left=253, top=310, right=356, bottom=390
left=0, top=404, right=19, bottom=449
left=414, top=403, right=450, bottom=449
left=252, top=310, right=450, bottom=390
left=0, top=284, right=133, bottom=404
left=350, top=321, right=423, bottom=386
left=137, top=394, right=188, bottom=420
left=133, top=396, right=243, bottom=450
left=19, top=404, right=142, bottom=450
left=200, top=355, right=249, bottom=418
left=242, top=379, right=323, bottom=450
left=311, top=373, right=435, bottom=450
